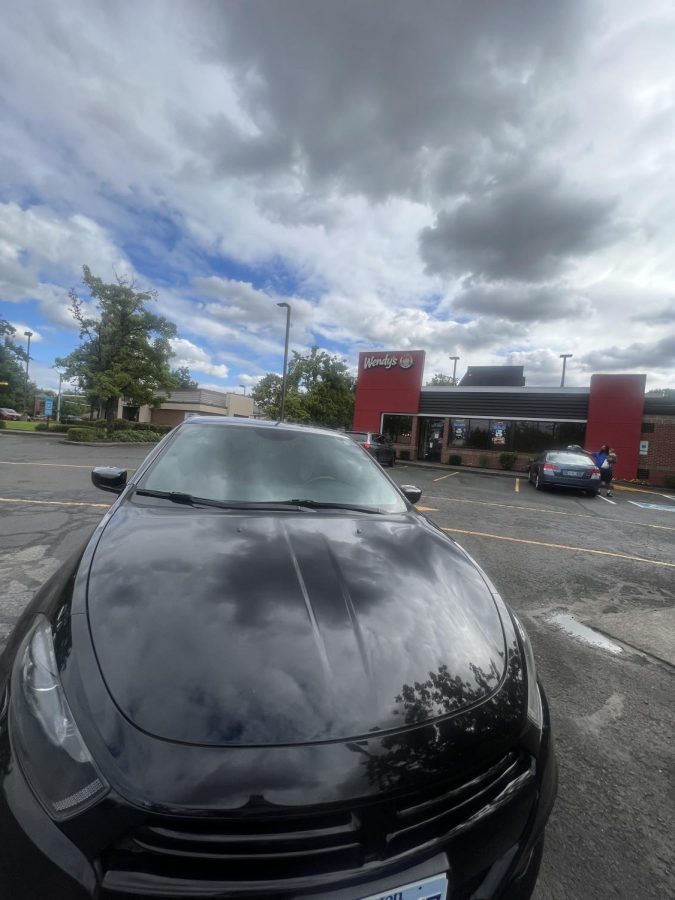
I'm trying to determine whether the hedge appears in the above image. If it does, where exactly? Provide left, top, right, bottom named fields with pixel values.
left=111, top=431, right=162, bottom=442
left=448, top=454, right=462, bottom=466
left=499, top=452, right=518, bottom=470
left=66, top=427, right=99, bottom=442
left=0, top=420, right=5, bottom=429
left=35, top=423, right=70, bottom=432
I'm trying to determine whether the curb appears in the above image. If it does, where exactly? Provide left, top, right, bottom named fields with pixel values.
left=58, top=441, right=160, bottom=447
left=400, top=459, right=521, bottom=478
left=0, top=429, right=62, bottom=437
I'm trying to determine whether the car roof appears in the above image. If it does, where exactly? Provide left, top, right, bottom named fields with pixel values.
left=181, top=416, right=348, bottom=440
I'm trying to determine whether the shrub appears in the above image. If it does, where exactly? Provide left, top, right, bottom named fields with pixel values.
left=0, top=420, right=6, bottom=429
left=399, top=449, right=410, bottom=461
left=478, top=454, right=489, bottom=468
left=66, top=427, right=100, bottom=442
left=111, top=430, right=162, bottom=442
left=499, top=452, right=518, bottom=470
left=664, top=475, right=675, bottom=489
left=448, top=454, right=462, bottom=466
left=36, top=423, right=71, bottom=432
left=112, top=418, right=134, bottom=430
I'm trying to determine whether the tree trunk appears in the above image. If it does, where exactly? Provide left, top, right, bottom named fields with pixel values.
left=105, top=398, right=116, bottom=434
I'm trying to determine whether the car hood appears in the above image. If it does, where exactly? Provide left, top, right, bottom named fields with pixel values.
left=86, top=503, right=506, bottom=746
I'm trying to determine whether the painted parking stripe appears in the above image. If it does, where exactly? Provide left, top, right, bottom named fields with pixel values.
left=441, top=527, right=675, bottom=569
left=514, top=479, right=520, bottom=493
left=597, top=494, right=616, bottom=505
left=432, top=472, right=458, bottom=482
left=0, top=460, right=103, bottom=469
left=424, top=494, right=675, bottom=532
left=0, top=497, right=110, bottom=508
left=628, top=500, right=675, bottom=513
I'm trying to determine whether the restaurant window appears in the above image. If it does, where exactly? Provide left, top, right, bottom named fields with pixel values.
left=489, top=420, right=512, bottom=449
left=382, top=414, right=413, bottom=444
left=450, top=418, right=469, bottom=447
left=469, top=421, right=491, bottom=449
left=554, top=422, right=586, bottom=448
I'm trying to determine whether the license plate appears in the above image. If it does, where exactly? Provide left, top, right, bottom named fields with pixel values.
left=359, top=874, right=448, bottom=900
left=562, top=470, right=582, bottom=476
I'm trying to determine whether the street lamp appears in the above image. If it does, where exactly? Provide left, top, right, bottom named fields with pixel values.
left=559, top=353, right=573, bottom=388
left=23, top=331, right=33, bottom=417
left=239, top=384, right=246, bottom=396
left=277, top=302, right=291, bottom=421
left=448, top=355, right=460, bottom=385
left=56, top=370, right=65, bottom=423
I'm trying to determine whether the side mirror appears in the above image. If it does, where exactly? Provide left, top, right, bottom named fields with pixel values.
left=400, top=484, right=422, bottom=504
left=91, top=466, right=127, bottom=494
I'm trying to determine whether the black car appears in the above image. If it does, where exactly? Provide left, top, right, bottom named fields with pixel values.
left=0, top=417, right=556, bottom=899
left=528, top=448, right=601, bottom=496
left=345, top=430, right=396, bottom=466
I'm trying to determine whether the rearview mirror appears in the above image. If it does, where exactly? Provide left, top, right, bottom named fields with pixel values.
left=400, top=485, right=422, bottom=504
left=91, top=467, right=127, bottom=494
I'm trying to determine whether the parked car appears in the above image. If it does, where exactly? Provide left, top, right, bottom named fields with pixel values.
left=344, top=430, right=396, bottom=466
left=0, top=417, right=556, bottom=899
left=528, top=448, right=601, bottom=495
left=63, top=414, right=84, bottom=424
left=0, top=407, right=21, bottom=420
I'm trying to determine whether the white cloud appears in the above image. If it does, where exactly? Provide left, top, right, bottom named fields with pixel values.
left=170, top=338, right=230, bottom=379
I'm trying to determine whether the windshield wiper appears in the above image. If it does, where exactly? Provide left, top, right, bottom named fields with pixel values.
left=133, top=489, right=294, bottom=511
left=284, top=499, right=382, bottom=514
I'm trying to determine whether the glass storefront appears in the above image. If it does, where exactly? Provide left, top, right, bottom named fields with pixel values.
left=381, top=414, right=413, bottom=444
left=421, top=417, right=585, bottom=455
left=417, top=417, right=445, bottom=461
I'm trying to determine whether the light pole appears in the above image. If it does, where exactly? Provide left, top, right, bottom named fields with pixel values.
left=239, top=384, right=246, bottom=396
left=23, top=331, right=33, bottom=417
left=449, top=355, right=460, bottom=385
left=277, top=302, right=291, bottom=421
left=56, top=371, right=64, bottom=423
left=559, top=353, right=573, bottom=388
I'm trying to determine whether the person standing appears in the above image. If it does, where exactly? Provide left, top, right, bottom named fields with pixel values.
left=601, top=449, right=617, bottom=496
left=592, top=444, right=609, bottom=468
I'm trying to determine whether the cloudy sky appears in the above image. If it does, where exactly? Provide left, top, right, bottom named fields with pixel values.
left=1, top=0, right=674, bottom=393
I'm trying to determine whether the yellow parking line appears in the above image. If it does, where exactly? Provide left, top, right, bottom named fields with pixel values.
left=0, top=497, right=110, bottom=509
left=417, top=506, right=439, bottom=512
left=514, top=479, right=520, bottom=493
left=441, top=527, right=675, bottom=568
left=432, top=472, right=459, bottom=482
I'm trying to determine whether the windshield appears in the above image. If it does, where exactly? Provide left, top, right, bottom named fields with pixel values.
left=140, top=423, right=407, bottom=512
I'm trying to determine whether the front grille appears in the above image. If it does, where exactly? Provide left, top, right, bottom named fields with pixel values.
left=102, top=751, right=533, bottom=888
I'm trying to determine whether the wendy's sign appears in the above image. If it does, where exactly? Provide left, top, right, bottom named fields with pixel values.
left=362, top=353, right=415, bottom=371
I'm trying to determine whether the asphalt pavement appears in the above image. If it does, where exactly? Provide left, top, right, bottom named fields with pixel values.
left=1, top=434, right=673, bottom=899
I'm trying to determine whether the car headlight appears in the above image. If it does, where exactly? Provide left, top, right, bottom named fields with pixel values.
left=10, top=615, right=109, bottom=820
left=512, top=612, right=543, bottom=729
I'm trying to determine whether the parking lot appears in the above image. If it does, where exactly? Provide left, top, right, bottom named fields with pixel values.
left=1, top=433, right=674, bottom=899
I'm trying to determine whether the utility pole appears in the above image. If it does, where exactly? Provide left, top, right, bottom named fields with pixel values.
left=559, top=354, right=573, bottom=388
left=277, top=302, right=291, bottom=421
left=56, top=371, right=64, bottom=423
left=449, top=355, right=460, bottom=385
left=239, top=384, right=246, bottom=396
left=23, top=331, right=33, bottom=417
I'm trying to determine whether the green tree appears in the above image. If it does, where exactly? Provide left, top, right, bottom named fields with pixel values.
left=172, top=366, right=198, bottom=390
left=0, top=318, right=36, bottom=412
left=251, top=347, right=354, bottom=428
left=56, top=267, right=177, bottom=430
left=425, top=372, right=456, bottom=386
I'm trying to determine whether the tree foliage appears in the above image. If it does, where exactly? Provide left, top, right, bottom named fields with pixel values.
left=171, top=366, right=199, bottom=389
left=251, top=347, right=355, bottom=428
left=425, top=372, right=457, bottom=386
left=56, top=267, right=177, bottom=428
left=0, top=317, right=35, bottom=412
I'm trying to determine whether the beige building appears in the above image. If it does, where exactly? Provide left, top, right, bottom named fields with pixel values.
left=116, top=389, right=257, bottom=427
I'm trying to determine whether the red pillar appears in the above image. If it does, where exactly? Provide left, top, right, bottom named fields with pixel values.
left=585, top=374, right=646, bottom=481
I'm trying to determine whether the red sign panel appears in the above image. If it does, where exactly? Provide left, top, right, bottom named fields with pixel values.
left=353, top=350, right=425, bottom=432
left=586, top=374, right=646, bottom=481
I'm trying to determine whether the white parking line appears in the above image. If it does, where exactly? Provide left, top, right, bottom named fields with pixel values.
left=597, top=494, right=616, bottom=505
left=432, top=471, right=459, bottom=482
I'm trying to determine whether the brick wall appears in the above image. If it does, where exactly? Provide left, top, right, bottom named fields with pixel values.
left=640, top=417, right=675, bottom=486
